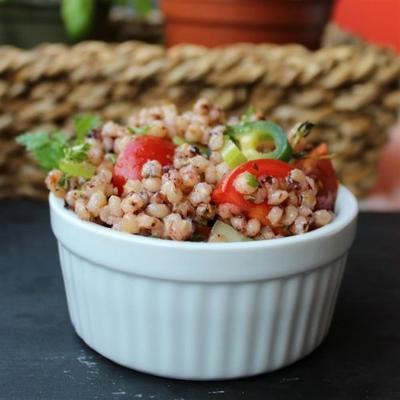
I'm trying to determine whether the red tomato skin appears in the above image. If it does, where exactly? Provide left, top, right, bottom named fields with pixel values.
left=212, top=159, right=294, bottom=225
left=113, top=136, right=175, bottom=194
left=295, top=143, right=338, bottom=211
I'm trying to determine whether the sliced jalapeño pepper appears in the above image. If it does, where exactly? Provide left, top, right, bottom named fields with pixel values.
left=229, top=120, right=293, bottom=162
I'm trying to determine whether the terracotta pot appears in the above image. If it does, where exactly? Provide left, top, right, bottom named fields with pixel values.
left=160, top=0, right=334, bottom=49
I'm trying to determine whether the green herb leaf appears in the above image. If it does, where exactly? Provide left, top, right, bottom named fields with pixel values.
left=16, top=131, right=68, bottom=171
left=128, top=126, right=150, bottom=136
left=16, top=132, right=50, bottom=151
left=241, top=106, right=256, bottom=123
left=59, top=160, right=96, bottom=179
left=64, top=143, right=90, bottom=163
left=74, top=114, right=101, bottom=144
left=35, top=144, right=64, bottom=171
left=61, top=142, right=96, bottom=178
left=17, top=128, right=95, bottom=179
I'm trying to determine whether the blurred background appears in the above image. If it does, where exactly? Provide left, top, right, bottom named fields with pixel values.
left=0, top=0, right=399, bottom=208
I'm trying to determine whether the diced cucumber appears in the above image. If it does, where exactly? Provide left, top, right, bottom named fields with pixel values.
left=208, top=220, right=251, bottom=242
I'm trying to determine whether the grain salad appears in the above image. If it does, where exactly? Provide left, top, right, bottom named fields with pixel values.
left=18, top=99, right=338, bottom=242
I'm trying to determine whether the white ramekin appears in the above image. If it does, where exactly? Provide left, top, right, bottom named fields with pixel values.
left=50, top=186, right=357, bottom=380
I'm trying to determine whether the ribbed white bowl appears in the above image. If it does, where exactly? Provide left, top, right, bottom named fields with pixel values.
left=50, top=186, right=357, bottom=380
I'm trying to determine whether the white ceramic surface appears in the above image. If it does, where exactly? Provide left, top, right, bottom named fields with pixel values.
left=50, top=186, right=358, bottom=380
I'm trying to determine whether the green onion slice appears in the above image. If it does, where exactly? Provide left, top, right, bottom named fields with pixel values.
left=221, top=136, right=247, bottom=169
left=244, top=172, right=259, bottom=188
left=128, top=126, right=150, bottom=136
left=172, top=136, right=186, bottom=146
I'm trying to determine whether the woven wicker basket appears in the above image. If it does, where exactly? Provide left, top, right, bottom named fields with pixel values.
left=1, top=33, right=399, bottom=199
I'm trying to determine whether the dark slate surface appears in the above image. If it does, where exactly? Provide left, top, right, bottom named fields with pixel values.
left=0, top=199, right=399, bottom=400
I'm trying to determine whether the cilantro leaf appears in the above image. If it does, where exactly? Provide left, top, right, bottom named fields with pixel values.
left=59, top=142, right=95, bottom=179
left=241, top=106, right=256, bottom=123
left=63, top=143, right=90, bottom=163
left=16, top=132, right=50, bottom=150
left=16, top=129, right=94, bottom=178
left=74, top=114, right=101, bottom=144
left=128, top=126, right=150, bottom=136
left=16, top=131, right=68, bottom=171
left=59, top=160, right=96, bottom=179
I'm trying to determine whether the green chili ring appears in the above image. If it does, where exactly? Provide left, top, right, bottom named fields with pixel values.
left=230, top=120, right=293, bottom=162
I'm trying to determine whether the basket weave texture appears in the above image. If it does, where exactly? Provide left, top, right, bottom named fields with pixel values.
left=1, top=38, right=399, bottom=199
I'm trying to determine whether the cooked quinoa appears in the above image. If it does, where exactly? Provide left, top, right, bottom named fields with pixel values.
left=43, top=99, right=336, bottom=242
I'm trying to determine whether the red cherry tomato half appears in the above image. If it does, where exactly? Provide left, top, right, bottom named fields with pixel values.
left=212, top=159, right=294, bottom=225
left=113, top=136, right=175, bottom=194
left=295, top=143, right=338, bottom=211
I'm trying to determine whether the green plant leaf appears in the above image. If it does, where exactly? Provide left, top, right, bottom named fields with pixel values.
left=17, top=131, right=68, bottom=171
left=16, top=132, right=50, bottom=151
left=64, top=143, right=91, bottom=162
left=241, top=106, right=256, bottom=123
left=59, top=160, right=96, bottom=179
left=128, top=125, right=150, bottom=135
left=16, top=129, right=94, bottom=177
left=131, top=0, right=152, bottom=17
left=74, top=113, right=101, bottom=143
left=61, top=0, right=95, bottom=40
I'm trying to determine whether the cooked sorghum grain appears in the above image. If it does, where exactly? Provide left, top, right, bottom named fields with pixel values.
left=47, top=98, right=336, bottom=241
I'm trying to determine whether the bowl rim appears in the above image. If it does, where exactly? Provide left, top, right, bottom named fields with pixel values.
left=49, top=185, right=358, bottom=251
